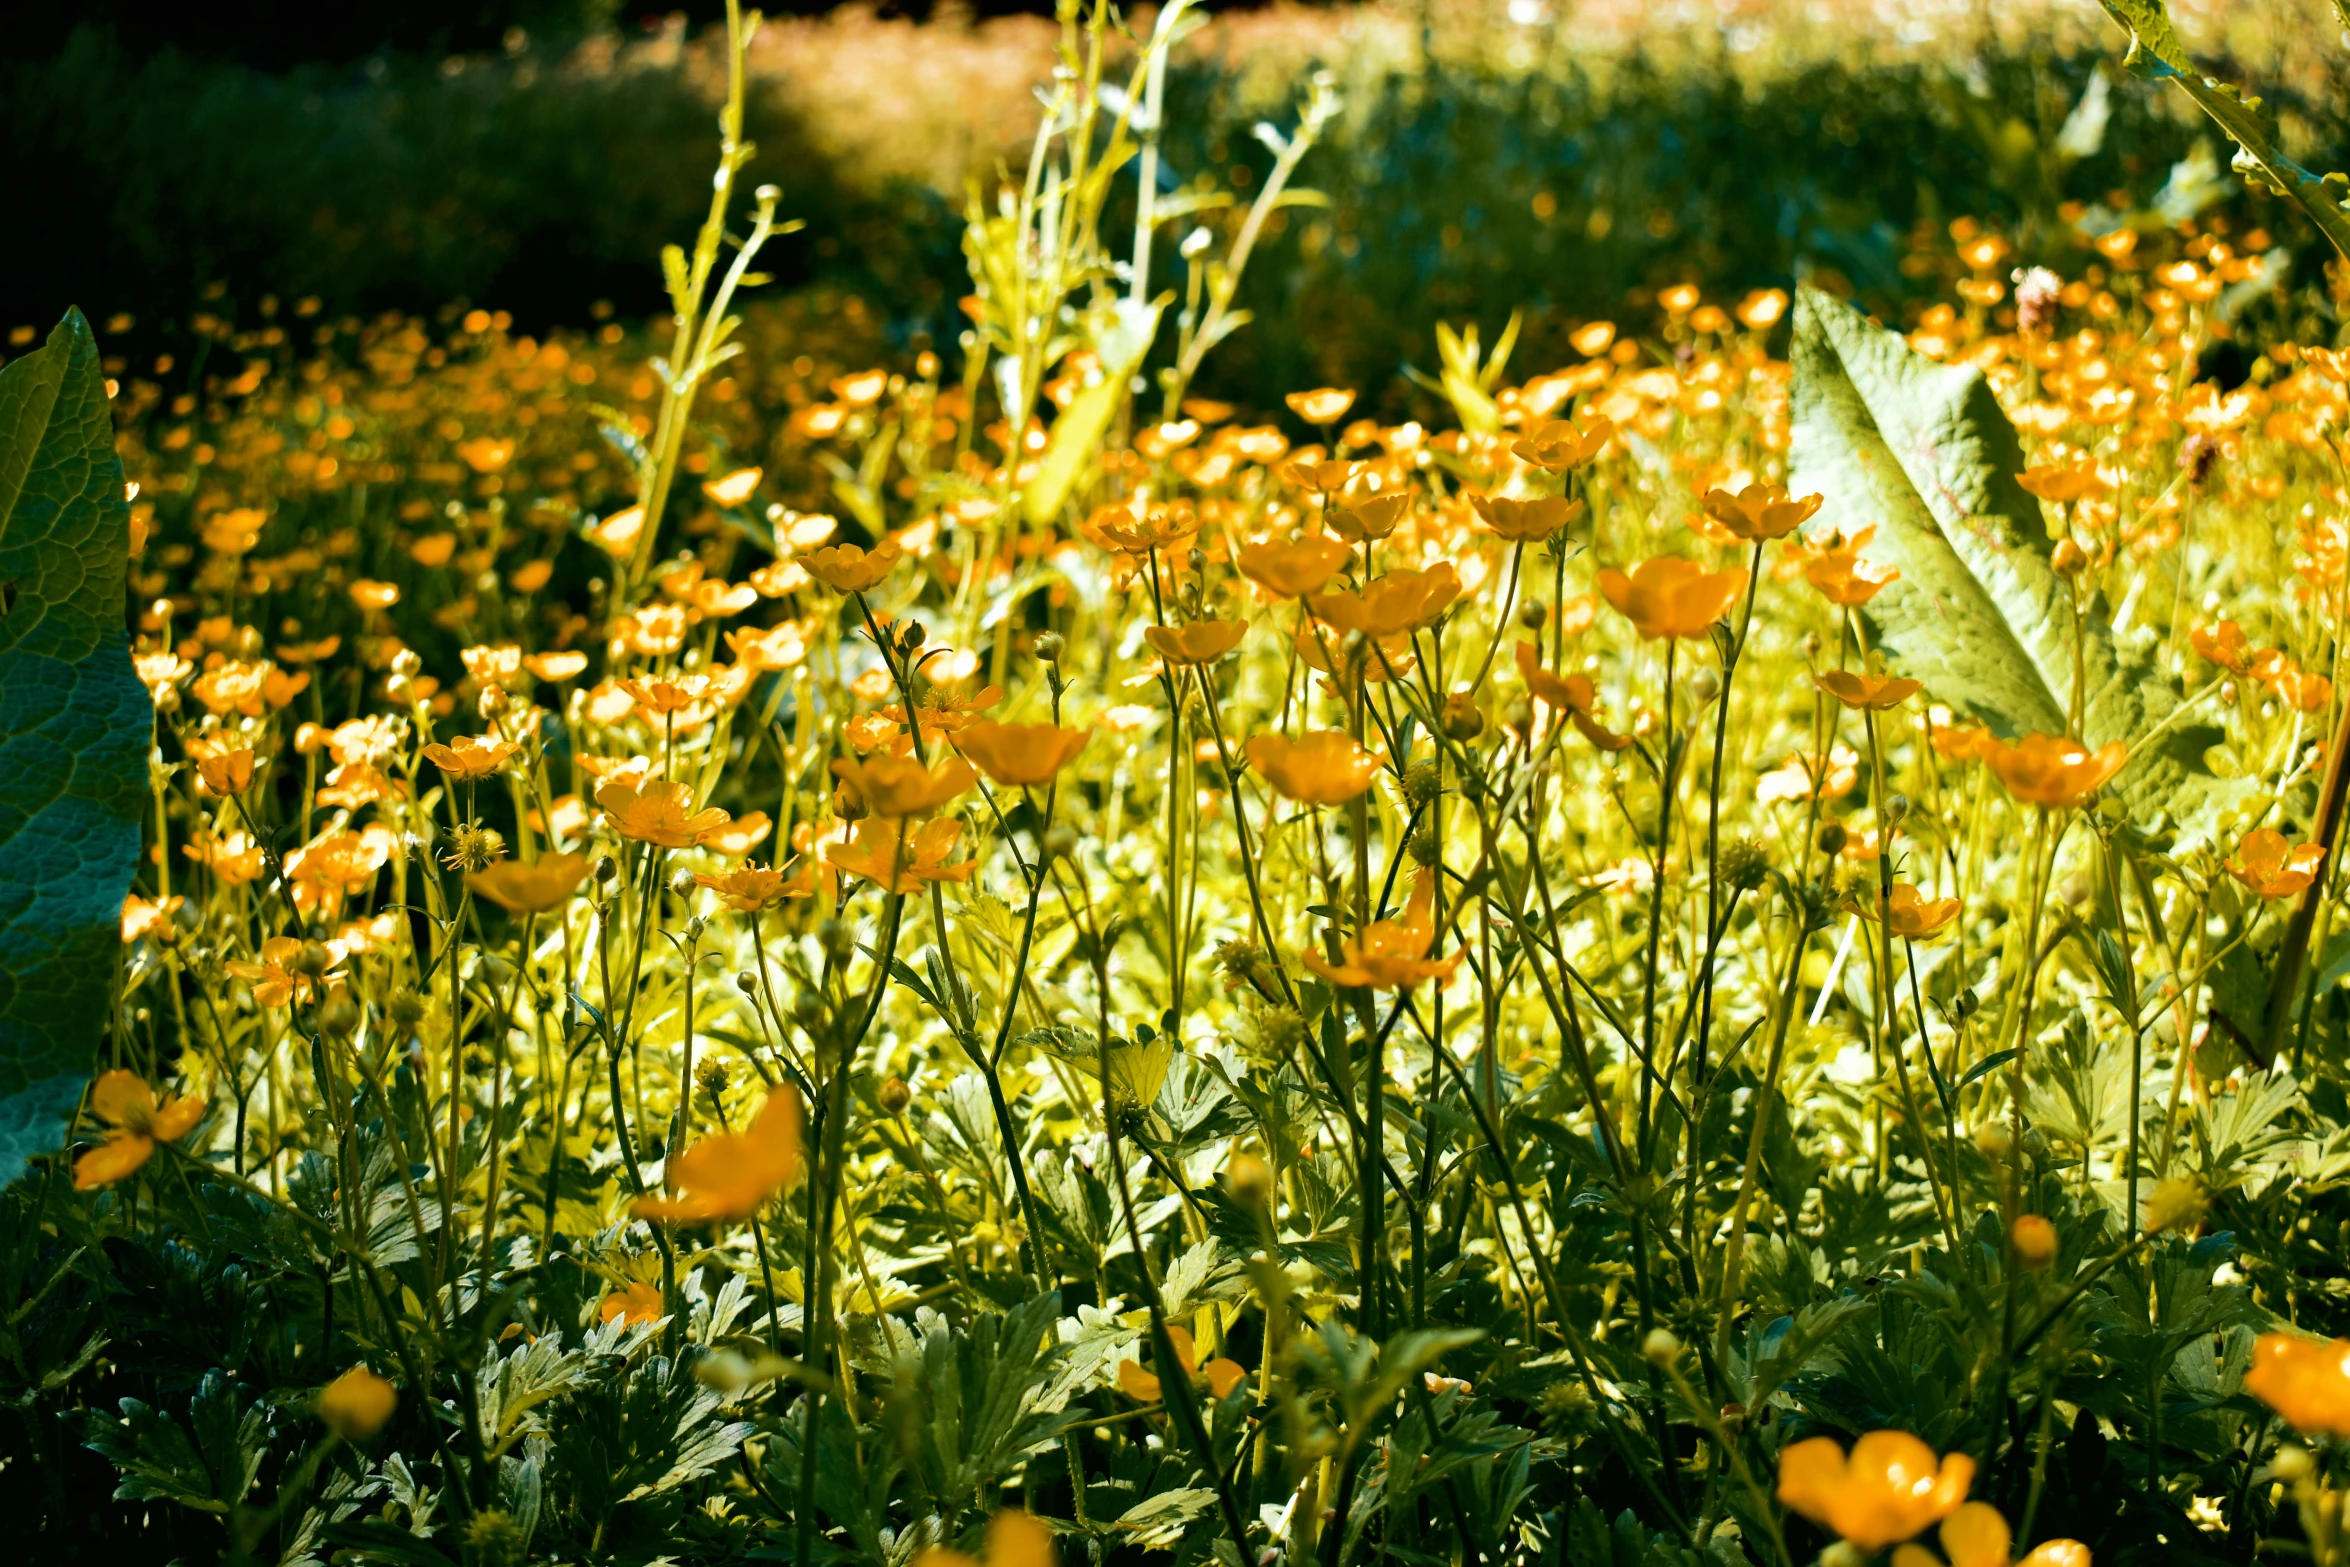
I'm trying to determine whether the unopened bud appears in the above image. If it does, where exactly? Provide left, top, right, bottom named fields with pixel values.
left=1881, top=793, right=1910, bottom=827
left=593, top=854, right=619, bottom=884
left=1815, top=822, right=1848, bottom=857
left=291, top=941, right=335, bottom=978
left=1440, top=691, right=1484, bottom=741
left=317, top=991, right=361, bottom=1037
left=879, top=1075, right=913, bottom=1116
left=1641, top=1328, right=1682, bottom=1366
left=1227, top=1151, right=1275, bottom=1205
left=2275, top=1444, right=2316, bottom=1483
left=1973, top=1122, right=2014, bottom=1160
left=668, top=869, right=698, bottom=899
left=2051, top=538, right=2087, bottom=577
left=1034, top=631, right=1065, bottom=664
left=1517, top=599, right=1547, bottom=631
left=1687, top=668, right=1720, bottom=706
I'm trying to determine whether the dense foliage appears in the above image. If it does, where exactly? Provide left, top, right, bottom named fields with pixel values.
left=19, top=3, right=2350, bottom=1567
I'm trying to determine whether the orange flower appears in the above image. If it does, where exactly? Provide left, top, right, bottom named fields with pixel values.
left=1806, top=534, right=1901, bottom=606
left=72, top=1070, right=207, bottom=1190
left=2189, top=621, right=2257, bottom=677
left=1246, top=731, right=1382, bottom=806
left=956, top=719, right=1091, bottom=787
left=1891, top=1502, right=2089, bottom=1567
left=1301, top=872, right=1461, bottom=990
left=830, top=753, right=975, bottom=817
left=1776, top=1431, right=1975, bottom=1551
left=1295, top=622, right=1415, bottom=684
left=1309, top=564, right=1462, bottom=638
left=1285, top=387, right=1356, bottom=424
left=2244, top=1333, right=2350, bottom=1436
left=2230, top=829, right=2327, bottom=899
left=598, top=1282, right=666, bottom=1327
left=596, top=779, right=732, bottom=848
left=1144, top=619, right=1250, bottom=666
left=1852, top=883, right=1962, bottom=939
left=1597, top=557, right=1748, bottom=640
left=122, top=893, right=185, bottom=942
left=2015, top=460, right=2108, bottom=501
left=805, top=540, right=903, bottom=593
left=1092, top=502, right=1200, bottom=554
left=703, top=466, right=762, bottom=506
left=467, top=853, right=592, bottom=914
left=1981, top=734, right=2127, bottom=810
left=1818, top=670, right=1923, bottom=711
left=1470, top=492, right=1583, bottom=542
left=1701, top=482, right=1823, bottom=542
left=913, top=1508, right=1057, bottom=1567
left=826, top=818, right=975, bottom=894
left=1116, top=1323, right=1248, bottom=1403
left=191, top=740, right=256, bottom=796
left=1326, top=494, right=1412, bottom=544
left=421, top=734, right=518, bottom=779
left=695, top=863, right=796, bottom=912
left=633, top=1089, right=804, bottom=1224
left=317, top=1366, right=398, bottom=1441
left=2009, top=1216, right=2058, bottom=1271
left=1512, top=415, right=1614, bottom=471
left=1237, top=536, right=1353, bottom=598
left=227, top=935, right=339, bottom=1008
left=588, top=504, right=646, bottom=557
left=1514, top=642, right=1630, bottom=750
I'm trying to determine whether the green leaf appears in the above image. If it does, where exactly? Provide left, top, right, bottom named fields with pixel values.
left=0, top=309, right=149, bottom=1187
left=1788, top=287, right=2206, bottom=816
left=1022, top=298, right=1162, bottom=526
left=2095, top=0, right=2350, bottom=261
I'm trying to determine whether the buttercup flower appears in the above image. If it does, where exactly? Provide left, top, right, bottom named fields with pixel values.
left=317, top=1366, right=398, bottom=1441
left=1851, top=883, right=1962, bottom=939
left=1309, top=564, right=1462, bottom=638
left=2230, top=828, right=2326, bottom=899
left=1806, top=532, right=1902, bottom=606
left=1246, top=731, right=1382, bottom=805
left=597, top=779, right=733, bottom=848
left=73, top=1070, right=207, bottom=1190
left=1285, top=387, right=1356, bottom=424
left=955, top=719, right=1091, bottom=787
left=913, top=1508, right=1057, bottom=1567
left=1471, top=492, right=1583, bottom=542
left=634, top=1088, right=804, bottom=1223
left=1237, top=536, right=1353, bottom=598
left=1326, top=494, right=1412, bottom=544
left=1818, top=670, right=1923, bottom=711
left=1117, top=1323, right=1247, bottom=1403
left=2244, top=1334, right=2350, bottom=1436
left=1512, top=415, right=1614, bottom=470
left=2190, top=621, right=2258, bottom=676
left=831, top=753, right=976, bottom=817
left=1144, top=619, right=1250, bottom=666
left=227, top=935, right=340, bottom=1008
left=1702, top=482, right=1823, bottom=541
left=191, top=740, right=256, bottom=796
left=827, top=818, right=976, bottom=894
left=694, top=863, right=796, bottom=912
left=467, top=853, right=592, bottom=914
left=1981, top=734, right=2126, bottom=809
left=2010, top=1216, right=2058, bottom=1270
left=1597, top=557, right=1748, bottom=640
left=1889, top=1501, right=2090, bottom=1567
left=805, top=540, right=904, bottom=593
left=599, top=1282, right=665, bottom=1327
left=1515, top=642, right=1630, bottom=750
left=1301, top=872, right=1461, bottom=990
left=421, top=733, right=518, bottom=779
left=703, top=466, right=762, bottom=505
left=1776, top=1430, right=1975, bottom=1550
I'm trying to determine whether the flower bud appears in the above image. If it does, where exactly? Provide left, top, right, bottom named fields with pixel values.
left=2275, top=1444, right=2316, bottom=1483
left=736, top=970, right=760, bottom=995
left=1815, top=822, right=1848, bottom=857
left=1720, top=840, right=1768, bottom=891
left=2051, top=538, right=2087, bottom=577
left=695, top=1056, right=731, bottom=1095
left=317, top=1365, right=397, bottom=1441
left=1517, top=599, right=1548, bottom=631
left=387, top=989, right=428, bottom=1034
left=2010, top=1214, right=2058, bottom=1269
left=1440, top=691, right=1484, bottom=741
left=1408, top=825, right=1442, bottom=867
left=879, top=1075, right=913, bottom=1116
left=668, top=868, right=698, bottom=899
left=1881, top=793, right=1910, bottom=827
left=1973, top=1122, right=2014, bottom=1160
left=1034, top=631, right=1065, bottom=664
left=317, top=991, right=361, bottom=1038
left=291, top=941, right=335, bottom=978
left=1227, top=1151, right=1275, bottom=1206
left=1641, top=1327, right=1682, bottom=1366
left=1687, top=668, right=1720, bottom=706
left=593, top=854, right=619, bottom=884
left=1402, top=760, right=1441, bottom=808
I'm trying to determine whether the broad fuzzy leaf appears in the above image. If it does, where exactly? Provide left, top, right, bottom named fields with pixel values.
left=1788, top=286, right=2205, bottom=812
left=0, top=309, right=150, bottom=1186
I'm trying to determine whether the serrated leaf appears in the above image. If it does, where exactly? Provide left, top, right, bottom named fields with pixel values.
left=1788, top=287, right=2207, bottom=817
left=2094, top=0, right=2350, bottom=261
left=0, top=309, right=150, bottom=1187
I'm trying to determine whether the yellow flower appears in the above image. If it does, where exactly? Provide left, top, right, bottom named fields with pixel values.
left=805, top=540, right=903, bottom=593
left=2009, top=1215, right=2058, bottom=1270
left=826, top=818, right=975, bottom=895
left=1470, top=492, right=1583, bottom=542
left=830, top=753, right=975, bottom=817
left=1701, top=482, right=1823, bottom=542
left=2229, top=829, right=2327, bottom=899
left=1514, top=642, right=1630, bottom=750
left=1284, top=387, right=1356, bottom=424
left=1116, top=1323, right=1248, bottom=1404
left=596, top=779, right=732, bottom=848
left=2244, top=1334, right=2350, bottom=1436
left=1805, top=531, right=1901, bottom=606
left=421, top=734, right=518, bottom=779
left=1300, top=871, right=1461, bottom=990
left=1817, top=670, right=1923, bottom=711
left=703, top=466, right=762, bottom=506
left=1309, top=564, right=1462, bottom=638
left=1889, top=1502, right=2091, bottom=1567
left=1144, top=619, right=1251, bottom=666
left=317, top=1366, right=398, bottom=1441
left=73, top=1071, right=207, bottom=1190
left=1850, top=883, right=1961, bottom=940
left=1776, top=1430, right=1974, bottom=1551
left=694, top=863, right=795, bottom=913
left=226, top=935, right=340, bottom=1008
left=955, top=719, right=1091, bottom=787
left=1237, top=535, right=1354, bottom=598
left=1245, top=731, right=1382, bottom=806
left=190, top=739, right=256, bottom=796
left=466, top=853, right=592, bottom=914
left=1980, top=734, right=2126, bottom=810
left=914, top=1508, right=1057, bottom=1567
left=599, top=1281, right=666, bottom=1327
left=1597, top=557, right=1747, bottom=640
left=1512, top=415, right=1614, bottom=471
left=634, top=1089, right=804, bottom=1224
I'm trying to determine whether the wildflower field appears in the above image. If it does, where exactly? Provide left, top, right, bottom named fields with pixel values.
left=19, top=1, right=2350, bottom=1565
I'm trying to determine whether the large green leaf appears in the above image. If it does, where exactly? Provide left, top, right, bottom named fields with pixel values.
left=0, top=309, right=150, bottom=1186
left=1787, top=286, right=2207, bottom=814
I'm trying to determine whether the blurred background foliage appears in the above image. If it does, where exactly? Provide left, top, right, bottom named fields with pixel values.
left=6, top=1, right=2347, bottom=411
